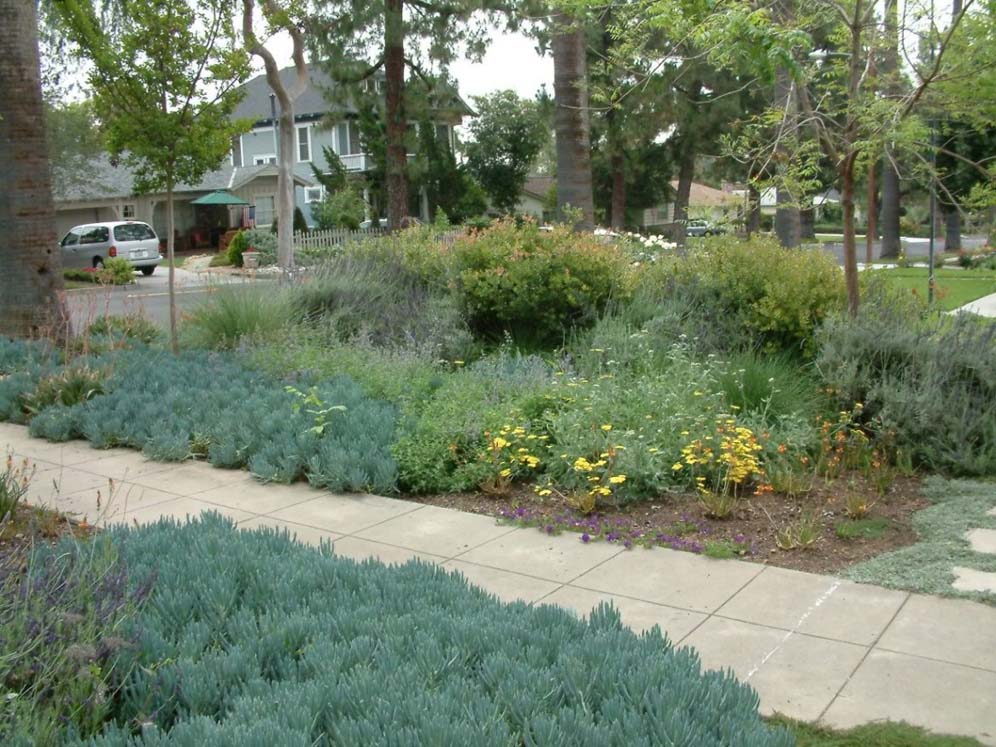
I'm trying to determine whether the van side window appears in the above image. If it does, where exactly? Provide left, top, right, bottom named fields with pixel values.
left=80, top=226, right=109, bottom=244
left=62, top=231, right=80, bottom=246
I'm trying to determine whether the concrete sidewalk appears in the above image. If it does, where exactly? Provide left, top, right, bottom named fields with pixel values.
left=958, top=291, right=996, bottom=318
left=3, top=422, right=994, bottom=744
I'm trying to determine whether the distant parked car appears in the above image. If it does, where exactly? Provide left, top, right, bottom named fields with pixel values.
left=685, top=219, right=725, bottom=237
left=59, top=221, right=162, bottom=276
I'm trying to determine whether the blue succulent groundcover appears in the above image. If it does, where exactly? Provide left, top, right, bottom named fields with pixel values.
left=0, top=340, right=397, bottom=494
left=71, top=515, right=790, bottom=746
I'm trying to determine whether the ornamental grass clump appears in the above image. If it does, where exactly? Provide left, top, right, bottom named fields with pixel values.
left=76, top=514, right=791, bottom=746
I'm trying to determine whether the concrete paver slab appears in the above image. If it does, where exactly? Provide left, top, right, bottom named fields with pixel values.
left=876, top=594, right=996, bottom=672
left=822, top=650, right=996, bottom=746
left=354, top=505, right=513, bottom=557
left=238, top=516, right=342, bottom=547
left=38, top=483, right=180, bottom=526
left=14, top=440, right=113, bottom=467
left=682, top=616, right=867, bottom=722
left=952, top=566, right=996, bottom=594
left=267, top=493, right=421, bottom=535
left=23, top=466, right=115, bottom=503
left=443, top=560, right=561, bottom=604
left=966, top=528, right=996, bottom=555
left=330, top=536, right=445, bottom=566
left=456, top=529, right=622, bottom=583
left=75, top=452, right=178, bottom=481
left=194, top=479, right=321, bottom=515
left=131, top=461, right=252, bottom=496
left=717, top=567, right=908, bottom=645
left=127, top=497, right=255, bottom=527
left=572, top=547, right=764, bottom=613
left=542, top=585, right=707, bottom=641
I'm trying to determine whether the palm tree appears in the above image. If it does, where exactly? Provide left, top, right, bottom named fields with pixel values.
left=0, top=0, right=67, bottom=339
left=552, top=12, right=594, bottom=231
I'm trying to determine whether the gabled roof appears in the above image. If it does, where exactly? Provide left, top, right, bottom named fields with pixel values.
left=522, top=175, right=554, bottom=199
left=668, top=180, right=740, bottom=207
left=53, top=155, right=311, bottom=204
left=231, top=65, right=474, bottom=125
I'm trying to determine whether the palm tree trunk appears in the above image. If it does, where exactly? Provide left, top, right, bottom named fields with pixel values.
left=880, top=158, right=902, bottom=257
left=0, top=0, right=68, bottom=340
left=384, top=0, right=408, bottom=230
left=866, top=161, right=877, bottom=263
left=945, top=208, right=962, bottom=253
left=552, top=13, right=594, bottom=231
left=672, top=144, right=695, bottom=244
left=841, top=156, right=860, bottom=315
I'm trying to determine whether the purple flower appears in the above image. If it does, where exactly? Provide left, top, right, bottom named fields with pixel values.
left=544, top=524, right=555, bottom=534
left=581, top=533, right=591, bottom=543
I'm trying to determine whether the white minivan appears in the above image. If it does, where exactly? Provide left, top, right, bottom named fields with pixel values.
left=59, top=221, right=163, bottom=275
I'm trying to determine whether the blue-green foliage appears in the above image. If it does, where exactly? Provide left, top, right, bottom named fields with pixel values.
left=80, top=515, right=791, bottom=746
left=5, top=348, right=398, bottom=495
left=0, top=338, right=60, bottom=424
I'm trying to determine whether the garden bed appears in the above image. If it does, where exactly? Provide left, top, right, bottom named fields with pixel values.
left=410, top=474, right=928, bottom=576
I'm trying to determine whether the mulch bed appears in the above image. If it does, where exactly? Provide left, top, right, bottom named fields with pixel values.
left=0, top=504, right=94, bottom=571
left=407, top=474, right=929, bottom=575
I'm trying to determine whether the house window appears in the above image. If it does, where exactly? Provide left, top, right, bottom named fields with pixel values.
left=304, top=187, right=324, bottom=204
left=253, top=154, right=277, bottom=166
left=122, top=204, right=136, bottom=219
left=297, top=126, right=311, bottom=162
left=254, top=196, right=275, bottom=226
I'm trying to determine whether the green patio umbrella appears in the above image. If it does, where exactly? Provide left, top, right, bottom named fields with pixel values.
left=191, top=190, right=249, bottom=205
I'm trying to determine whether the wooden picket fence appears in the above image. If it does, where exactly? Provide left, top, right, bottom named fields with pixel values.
left=293, top=226, right=388, bottom=253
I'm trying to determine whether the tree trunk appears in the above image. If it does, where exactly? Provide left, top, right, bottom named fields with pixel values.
left=775, top=186, right=801, bottom=248
left=880, top=157, right=901, bottom=257
left=277, top=108, right=296, bottom=272
left=672, top=145, right=695, bottom=245
left=746, top=183, right=761, bottom=236
left=166, top=177, right=179, bottom=354
left=841, top=157, right=860, bottom=316
left=552, top=13, right=594, bottom=231
left=866, top=161, right=877, bottom=263
left=945, top=207, right=962, bottom=253
left=879, top=0, right=902, bottom=259
left=0, top=0, right=67, bottom=340
left=610, top=153, right=625, bottom=230
left=384, top=0, right=408, bottom=230
left=800, top=207, right=815, bottom=239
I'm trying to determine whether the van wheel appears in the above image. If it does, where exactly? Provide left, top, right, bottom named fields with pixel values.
left=140, top=266, right=155, bottom=276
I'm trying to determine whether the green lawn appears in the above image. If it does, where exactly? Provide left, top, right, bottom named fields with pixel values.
left=868, top=267, right=996, bottom=310
left=772, top=717, right=986, bottom=746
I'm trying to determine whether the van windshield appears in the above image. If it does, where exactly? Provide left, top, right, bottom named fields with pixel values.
left=114, top=223, right=156, bottom=241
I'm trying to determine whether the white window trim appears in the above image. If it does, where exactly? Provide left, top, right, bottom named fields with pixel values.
left=121, top=203, right=136, bottom=219
left=304, top=186, right=324, bottom=204
left=297, top=125, right=312, bottom=163
left=253, top=154, right=277, bottom=166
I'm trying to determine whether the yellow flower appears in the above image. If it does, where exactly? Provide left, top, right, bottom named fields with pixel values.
left=537, top=488, right=552, bottom=497
left=573, top=457, right=594, bottom=472
left=491, top=437, right=509, bottom=449
left=600, top=424, right=613, bottom=432
left=608, top=475, right=626, bottom=484
left=672, top=462, right=684, bottom=471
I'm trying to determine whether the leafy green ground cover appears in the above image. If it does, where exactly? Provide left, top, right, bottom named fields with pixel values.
left=867, top=267, right=996, bottom=310
left=771, top=717, right=985, bottom=747
left=846, top=477, right=996, bottom=603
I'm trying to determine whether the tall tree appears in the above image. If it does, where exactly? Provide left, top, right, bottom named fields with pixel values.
left=0, top=0, right=67, bottom=339
left=309, top=0, right=510, bottom=230
left=54, top=0, right=251, bottom=352
left=552, top=12, right=595, bottom=230
left=464, top=90, right=549, bottom=213
left=878, top=0, right=902, bottom=258
left=242, top=0, right=309, bottom=276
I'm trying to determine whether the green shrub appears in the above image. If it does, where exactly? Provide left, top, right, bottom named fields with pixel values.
left=64, top=257, right=135, bottom=285
left=226, top=229, right=278, bottom=267
left=183, top=287, right=294, bottom=350
left=817, top=290, right=996, bottom=475
left=312, top=187, right=365, bottom=230
left=0, top=454, right=32, bottom=519
left=18, top=365, right=105, bottom=420
left=717, top=351, right=824, bottom=423
left=648, top=237, right=846, bottom=355
left=451, top=219, right=631, bottom=345
left=225, top=230, right=250, bottom=267
left=80, top=515, right=790, bottom=746
left=0, top=535, right=152, bottom=747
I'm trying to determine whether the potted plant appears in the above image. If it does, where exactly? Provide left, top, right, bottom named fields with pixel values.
left=242, top=247, right=260, bottom=269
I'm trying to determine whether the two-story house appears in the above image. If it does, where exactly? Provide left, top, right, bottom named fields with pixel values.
left=230, top=66, right=473, bottom=227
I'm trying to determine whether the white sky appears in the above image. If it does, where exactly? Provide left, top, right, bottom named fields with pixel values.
left=262, top=28, right=552, bottom=103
